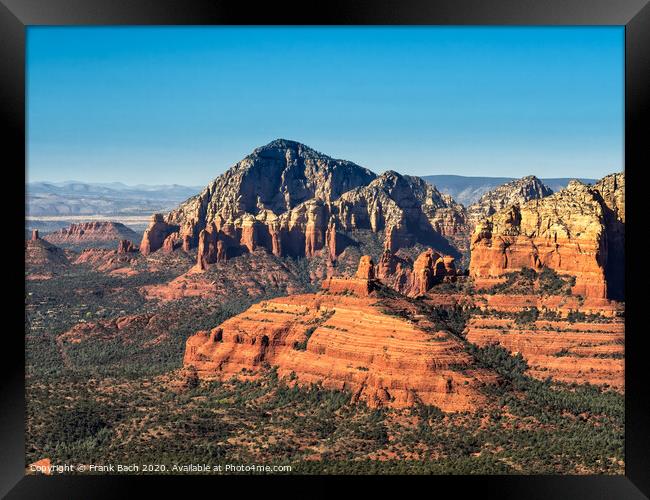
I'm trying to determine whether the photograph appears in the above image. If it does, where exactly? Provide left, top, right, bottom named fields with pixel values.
left=22, top=25, right=627, bottom=477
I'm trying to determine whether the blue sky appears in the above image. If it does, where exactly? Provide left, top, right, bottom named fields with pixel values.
left=27, top=26, right=623, bottom=186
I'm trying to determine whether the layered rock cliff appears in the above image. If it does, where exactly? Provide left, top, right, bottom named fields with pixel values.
left=469, top=174, right=624, bottom=299
left=465, top=315, right=624, bottom=388
left=593, top=173, right=625, bottom=300
left=141, top=140, right=471, bottom=268
left=43, top=221, right=138, bottom=245
left=183, top=282, right=493, bottom=411
left=335, top=171, right=469, bottom=257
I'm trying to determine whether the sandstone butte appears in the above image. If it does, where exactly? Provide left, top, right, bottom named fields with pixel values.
left=469, top=174, right=625, bottom=300
left=25, top=229, right=69, bottom=269
left=42, top=221, right=138, bottom=245
left=182, top=250, right=625, bottom=409
left=420, top=292, right=624, bottom=389
left=73, top=247, right=138, bottom=274
left=184, top=255, right=495, bottom=411
left=139, top=139, right=470, bottom=265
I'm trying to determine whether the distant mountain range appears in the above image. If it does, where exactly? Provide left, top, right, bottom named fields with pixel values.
left=26, top=173, right=605, bottom=218
left=421, top=175, right=599, bottom=206
left=27, top=181, right=203, bottom=216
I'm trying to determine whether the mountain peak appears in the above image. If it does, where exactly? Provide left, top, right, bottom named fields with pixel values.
left=167, top=139, right=377, bottom=225
left=256, top=138, right=303, bottom=150
left=468, top=175, right=553, bottom=224
left=252, top=139, right=329, bottom=160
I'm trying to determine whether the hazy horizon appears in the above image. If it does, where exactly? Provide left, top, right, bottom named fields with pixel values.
left=27, top=169, right=605, bottom=190
left=28, top=27, right=623, bottom=185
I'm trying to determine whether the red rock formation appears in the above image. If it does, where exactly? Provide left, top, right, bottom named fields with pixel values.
left=325, top=220, right=339, bottom=261
left=31, top=229, right=39, bottom=241
left=160, top=141, right=469, bottom=261
left=412, top=250, right=439, bottom=296
left=465, top=316, right=624, bottom=388
left=304, top=203, right=326, bottom=258
left=375, top=248, right=459, bottom=297
left=182, top=234, right=192, bottom=252
left=467, top=175, right=553, bottom=227
left=469, top=177, right=625, bottom=298
left=25, top=238, right=69, bottom=269
left=321, top=255, right=378, bottom=297
left=196, top=228, right=216, bottom=270
left=441, top=256, right=456, bottom=276
left=595, top=173, right=625, bottom=300
left=162, top=233, right=180, bottom=253
left=143, top=251, right=313, bottom=301
left=240, top=215, right=259, bottom=253
left=376, top=249, right=398, bottom=278
left=321, top=277, right=376, bottom=297
left=183, top=293, right=493, bottom=411
left=384, top=223, right=411, bottom=253
left=117, top=239, right=138, bottom=254
left=140, top=214, right=179, bottom=255
left=356, top=255, right=375, bottom=280
left=43, top=221, right=138, bottom=245
left=424, top=293, right=622, bottom=319
left=418, top=291, right=624, bottom=389
left=73, top=247, right=139, bottom=274
left=215, top=240, right=227, bottom=262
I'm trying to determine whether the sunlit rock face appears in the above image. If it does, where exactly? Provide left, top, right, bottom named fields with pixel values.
left=183, top=258, right=493, bottom=411
left=143, top=140, right=470, bottom=267
left=467, top=175, right=553, bottom=227
left=469, top=174, right=625, bottom=299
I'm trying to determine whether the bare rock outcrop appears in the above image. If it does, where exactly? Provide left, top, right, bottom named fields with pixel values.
left=140, top=214, right=179, bottom=255
left=25, top=237, right=69, bottom=269
left=166, top=139, right=375, bottom=245
left=183, top=293, right=493, bottom=411
left=43, top=221, right=138, bottom=245
left=322, top=255, right=378, bottom=296
left=469, top=174, right=625, bottom=299
left=142, top=140, right=470, bottom=269
left=356, top=255, right=375, bottom=280
left=336, top=171, right=469, bottom=257
left=374, top=248, right=459, bottom=297
left=467, top=176, right=553, bottom=227
left=117, top=239, right=138, bottom=254
left=594, top=173, right=625, bottom=300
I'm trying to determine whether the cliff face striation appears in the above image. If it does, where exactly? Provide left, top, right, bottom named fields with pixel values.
left=469, top=174, right=625, bottom=299
left=140, top=140, right=470, bottom=267
left=43, top=221, right=138, bottom=245
left=183, top=261, right=493, bottom=411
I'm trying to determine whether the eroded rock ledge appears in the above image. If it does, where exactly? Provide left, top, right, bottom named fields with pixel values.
left=469, top=174, right=625, bottom=299
left=183, top=255, right=491, bottom=410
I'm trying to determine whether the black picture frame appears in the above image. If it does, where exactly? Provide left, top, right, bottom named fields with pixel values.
left=2, top=0, right=648, bottom=497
